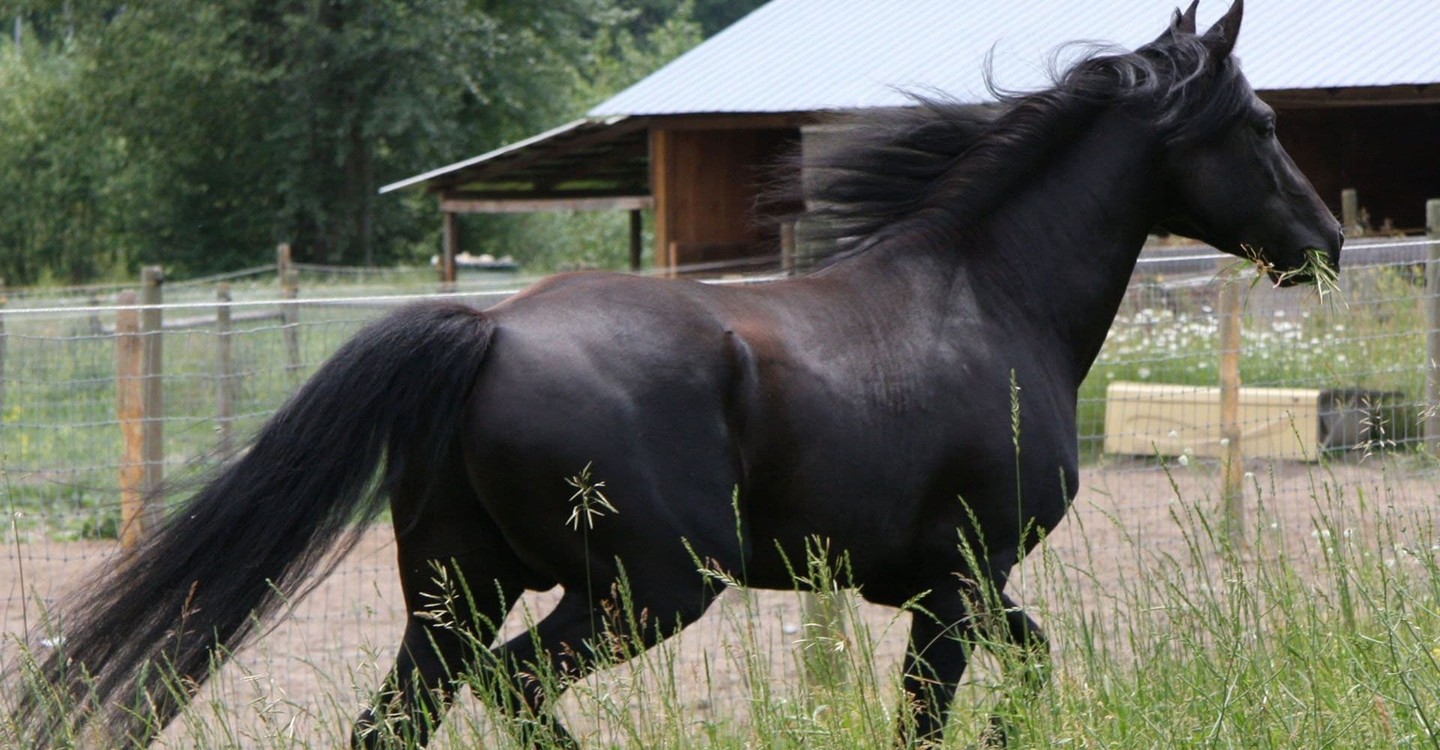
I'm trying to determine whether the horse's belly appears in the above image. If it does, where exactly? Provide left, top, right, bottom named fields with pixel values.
left=737, top=488, right=932, bottom=591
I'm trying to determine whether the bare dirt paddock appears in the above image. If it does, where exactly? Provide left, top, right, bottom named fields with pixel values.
left=3, top=457, right=1437, bottom=746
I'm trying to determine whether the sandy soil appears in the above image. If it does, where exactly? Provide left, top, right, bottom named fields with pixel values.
left=3, top=457, right=1436, bottom=746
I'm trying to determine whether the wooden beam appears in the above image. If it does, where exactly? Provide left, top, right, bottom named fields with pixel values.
left=532, top=140, right=650, bottom=192
left=430, top=118, right=650, bottom=191
left=441, top=195, right=653, bottom=214
left=650, top=128, right=675, bottom=275
left=1263, top=84, right=1440, bottom=108
left=641, top=112, right=814, bottom=131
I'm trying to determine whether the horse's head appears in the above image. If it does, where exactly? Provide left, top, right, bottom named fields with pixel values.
left=1149, top=0, right=1342, bottom=286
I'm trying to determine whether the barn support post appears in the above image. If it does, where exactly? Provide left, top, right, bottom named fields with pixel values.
left=441, top=211, right=459, bottom=286
left=140, top=267, right=165, bottom=526
left=116, top=291, right=145, bottom=549
left=1217, top=258, right=1245, bottom=549
left=1424, top=199, right=1440, bottom=455
left=278, top=243, right=302, bottom=376
left=629, top=209, right=644, bottom=272
left=216, top=283, right=236, bottom=456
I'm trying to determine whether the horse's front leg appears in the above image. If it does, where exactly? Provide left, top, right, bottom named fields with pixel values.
left=981, top=591, right=1051, bottom=747
left=898, top=589, right=977, bottom=748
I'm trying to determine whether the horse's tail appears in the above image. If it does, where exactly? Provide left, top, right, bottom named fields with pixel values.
left=12, top=301, right=495, bottom=748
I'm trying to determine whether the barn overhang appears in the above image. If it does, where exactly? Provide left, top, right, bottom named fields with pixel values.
left=380, top=116, right=654, bottom=212
left=381, top=112, right=812, bottom=279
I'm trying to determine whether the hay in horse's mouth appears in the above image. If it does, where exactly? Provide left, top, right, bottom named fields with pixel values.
left=1239, top=245, right=1341, bottom=301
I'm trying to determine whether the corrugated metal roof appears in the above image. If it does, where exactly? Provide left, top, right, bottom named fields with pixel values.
left=590, top=0, right=1440, bottom=116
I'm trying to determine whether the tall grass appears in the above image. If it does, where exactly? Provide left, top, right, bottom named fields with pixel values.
left=5, top=456, right=1438, bottom=748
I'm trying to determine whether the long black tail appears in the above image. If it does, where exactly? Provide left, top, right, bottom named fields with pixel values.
left=10, top=301, right=495, bottom=748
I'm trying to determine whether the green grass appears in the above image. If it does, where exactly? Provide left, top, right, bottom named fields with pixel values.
left=2, top=260, right=1431, bottom=535
left=4, top=261, right=1440, bottom=747
left=0, top=268, right=533, bottom=538
left=5, top=459, right=1439, bottom=748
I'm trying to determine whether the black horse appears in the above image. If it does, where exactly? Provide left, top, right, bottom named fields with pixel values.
left=11, top=1, right=1341, bottom=747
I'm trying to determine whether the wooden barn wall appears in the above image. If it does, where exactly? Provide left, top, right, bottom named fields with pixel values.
left=1276, top=103, right=1440, bottom=233
left=650, top=126, right=800, bottom=271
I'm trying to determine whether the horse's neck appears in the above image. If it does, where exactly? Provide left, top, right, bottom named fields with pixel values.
left=816, top=112, right=1162, bottom=385
left=963, top=114, right=1161, bottom=382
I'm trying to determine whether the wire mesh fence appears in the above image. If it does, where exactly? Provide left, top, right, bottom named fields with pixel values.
left=2, top=237, right=1438, bottom=743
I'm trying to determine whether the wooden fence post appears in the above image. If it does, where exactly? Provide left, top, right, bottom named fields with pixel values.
left=0, top=278, right=6, bottom=421
left=1217, top=259, right=1245, bottom=548
left=88, top=293, right=102, bottom=335
left=780, top=220, right=797, bottom=277
left=116, top=291, right=146, bottom=549
left=140, top=267, right=165, bottom=523
left=1424, top=199, right=1440, bottom=455
left=1341, top=188, right=1362, bottom=237
left=278, top=243, right=301, bottom=375
left=216, top=283, right=236, bottom=456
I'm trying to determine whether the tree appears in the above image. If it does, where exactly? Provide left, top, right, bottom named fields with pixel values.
left=0, top=0, right=725, bottom=283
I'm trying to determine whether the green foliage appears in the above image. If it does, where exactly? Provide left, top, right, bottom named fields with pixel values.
left=0, top=0, right=714, bottom=283
left=460, top=2, right=704, bottom=274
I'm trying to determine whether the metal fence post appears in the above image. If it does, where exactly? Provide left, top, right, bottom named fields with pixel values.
left=216, top=283, right=236, bottom=456
left=140, top=267, right=165, bottom=529
left=1425, top=199, right=1440, bottom=455
left=0, top=278, right=6, bottom=423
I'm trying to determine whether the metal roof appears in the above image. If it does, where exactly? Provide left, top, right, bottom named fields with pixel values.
left=590, top=0, right=1440, bottom=116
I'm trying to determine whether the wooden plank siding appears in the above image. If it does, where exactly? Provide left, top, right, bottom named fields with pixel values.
left=651, top=125, right=801, bottom=274
left=1273, top=102, right=1440, bottom=232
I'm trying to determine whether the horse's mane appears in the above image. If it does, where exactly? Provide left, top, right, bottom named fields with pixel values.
left=789, top=30, right=1252, bottom=261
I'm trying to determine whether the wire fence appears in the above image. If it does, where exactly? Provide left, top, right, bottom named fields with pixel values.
left=2, top=237, right=1439, bottom=741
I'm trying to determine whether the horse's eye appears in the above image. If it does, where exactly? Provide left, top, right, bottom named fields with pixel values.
left=1254, top=118, right=1276, bottom=139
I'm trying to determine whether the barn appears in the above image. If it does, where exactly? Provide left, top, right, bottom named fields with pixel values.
left=382, top=0, right=1440, bottom=279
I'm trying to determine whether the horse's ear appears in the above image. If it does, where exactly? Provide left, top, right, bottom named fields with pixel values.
left=1155, top=0, right=1198, bottom=45
left=1201, top=0, right=1243, bottom=59
left=1173, top=0, right=1199, bottom=35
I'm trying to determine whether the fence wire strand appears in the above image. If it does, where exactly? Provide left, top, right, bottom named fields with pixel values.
left=3, top=238, right=1440, bottom=740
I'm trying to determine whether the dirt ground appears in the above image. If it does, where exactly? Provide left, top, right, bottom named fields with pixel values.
left=3, top=457, right=1436, bottom=746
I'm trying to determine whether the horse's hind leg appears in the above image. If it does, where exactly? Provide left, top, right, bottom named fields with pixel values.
left=353, top=461, right=530, bottom=749
left=898, top=582, right=1051, bottom=748
left=484, top=569, right=722, bottom=748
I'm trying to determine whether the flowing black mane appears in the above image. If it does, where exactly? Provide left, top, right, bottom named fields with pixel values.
left=793, top=31, right=1252, bottom=259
